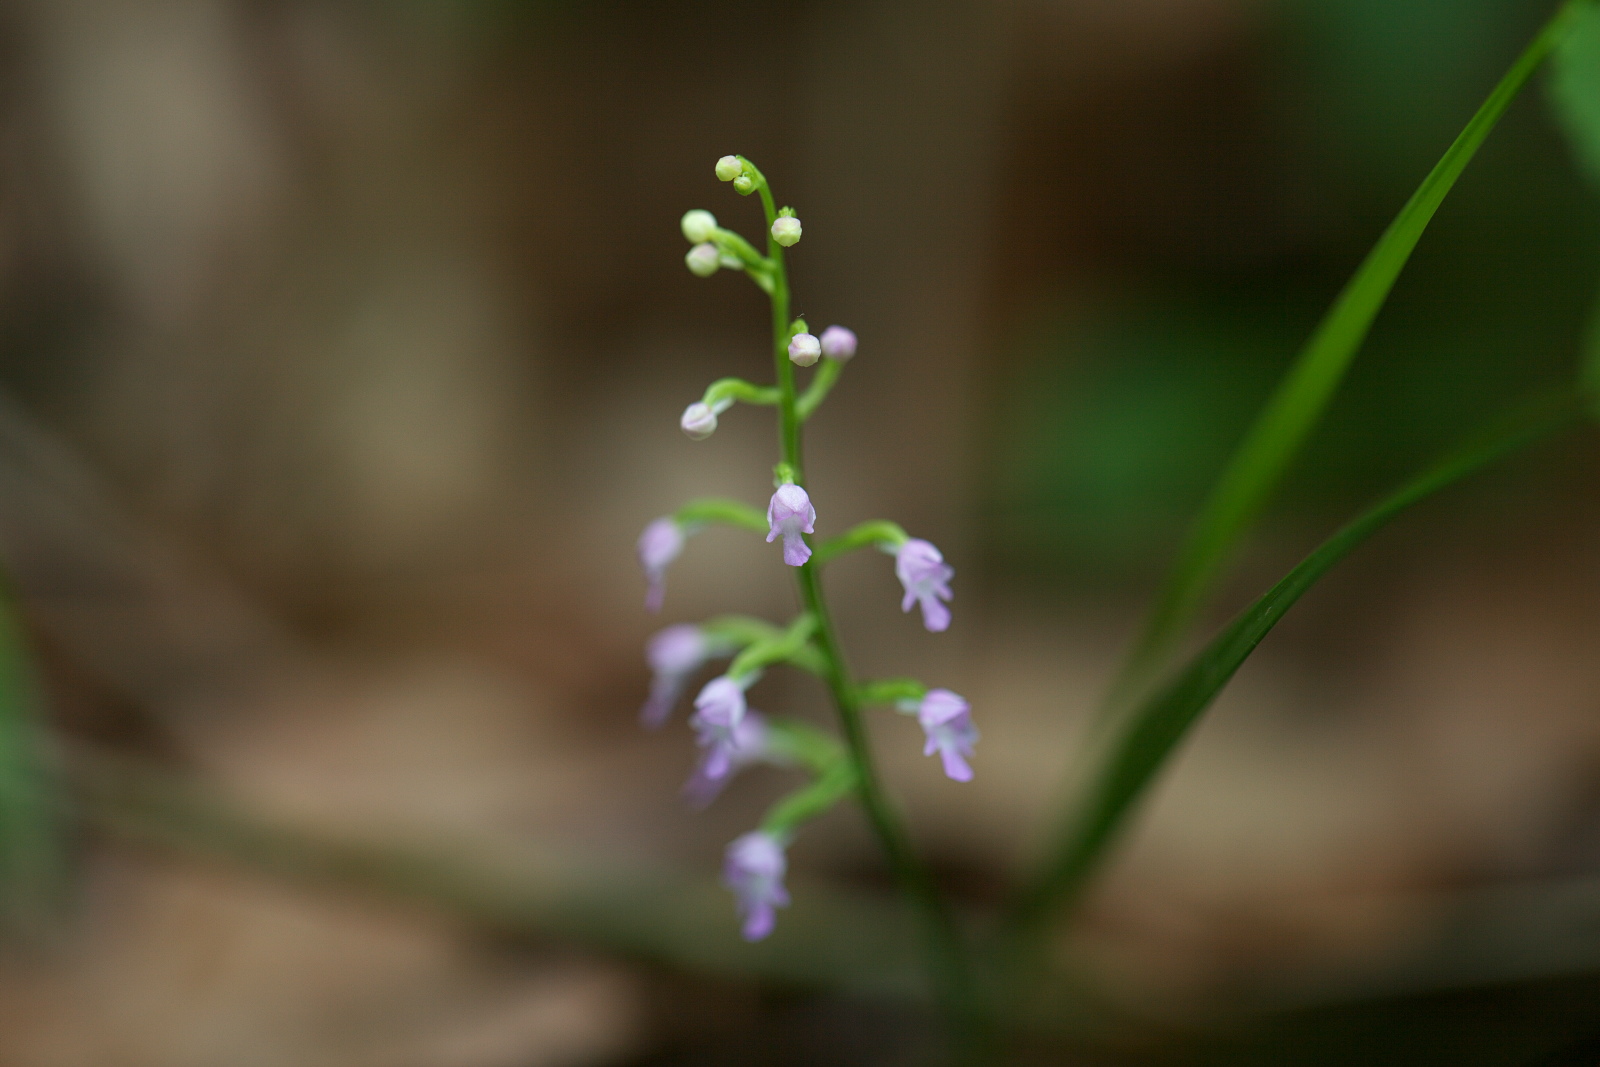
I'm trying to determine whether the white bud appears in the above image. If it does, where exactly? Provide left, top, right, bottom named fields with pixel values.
left=681, top=402, right=718, bottom=440
left=787, top=332, right=821, bottom=367
left=681, top=210, right=717, bottom=244
left=771, top=216, right=802, bottom=247
left=715, top=156, right=743, bottom=182
left=685, top=242, right=721, bottom=277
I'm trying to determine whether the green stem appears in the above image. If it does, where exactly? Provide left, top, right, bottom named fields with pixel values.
left=727, top=613, right=818, bottom=680
left=675, top=497, right=767, bottom=533
left=797, top=359, right=845, bottom=421
left=813, top=520, right=910, bottom=566
left=703, top=377, right=781, bottom=409
left=741, top=158, right=987, bottom=1056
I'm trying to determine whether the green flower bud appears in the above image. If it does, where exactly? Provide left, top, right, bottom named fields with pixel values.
left=685, top=242, right=721, bottom=277
left=771, top=217, right=802, bottom=247
left=681, top=210, right=717, bottom=244
left=715, top=156, right=743, bottom=182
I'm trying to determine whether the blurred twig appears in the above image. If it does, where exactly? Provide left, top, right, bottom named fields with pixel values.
left=65, top=743, right=926, bottom=998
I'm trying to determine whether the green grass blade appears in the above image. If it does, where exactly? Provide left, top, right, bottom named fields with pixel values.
left=1014, top=389, right=1583, bottom=933
left=1102, top=0, right=1596, bottom=714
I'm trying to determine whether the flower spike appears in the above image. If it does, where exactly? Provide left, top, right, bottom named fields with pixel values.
left=895, top=539, right=954, bottom=632
left=724, top=831, right=790, bottom=941
left=638, top=517, right=686, bottom=612
left=917, top=689, right=978, bottom=782
left=766, top=485, right=816, bottom=567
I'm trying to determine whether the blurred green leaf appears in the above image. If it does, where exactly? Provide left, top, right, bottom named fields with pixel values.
left=1101, top=0, right=1595, bottom=714
left=1013, top=388, right=1583, bottom=935
left=1551, top=1, right=1600, bottom=187
left=0, top=589, right=63, bottom=930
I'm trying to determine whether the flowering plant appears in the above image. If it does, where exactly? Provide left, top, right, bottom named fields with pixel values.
left=636, top=157, right=978, bottom=997
left=626, top=6, right=1600, bottom=1050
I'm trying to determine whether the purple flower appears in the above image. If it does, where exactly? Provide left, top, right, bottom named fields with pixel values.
left=640, top=624, right=711, bottom=728
left=638, top=517, right=687, bottom=612
left=689, top=675, right=748, bottom=780
left=819, top=326, right=857, bottom=362
left=724, top=831, right=790, bottom=941
left=788, top=332, right=821, bottom=367
left=917, top=688, right=978, bottom=782
left=895, top=538, right=954, bottom=632
left=684, top=711, right=772, bottom=808
left=766, top=485, right=816, bottom=567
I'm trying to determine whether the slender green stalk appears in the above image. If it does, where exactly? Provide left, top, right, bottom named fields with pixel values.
left=1004, top=389, right=1584, bottom=985
left=739, top=158, right=987, bottom=1055
left=813, top=520, right=910, bottom=565
left=675, top=497, right=768, bottom=532
left=1097, top=0, right=1596, bottom=721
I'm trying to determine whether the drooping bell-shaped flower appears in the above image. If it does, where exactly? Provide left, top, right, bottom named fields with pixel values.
left=724, top=831, right=790, bottom=941
left=917, top=688, right=978, bottom=782
left=638, top=517, right=686, bottom=612
left=820, top=325, right=857, bottom=362
left=788, top=332, right=821, bottom=367
left=895, top=538, right=954, bottom=632
left=765, top=484, right=816, bottom=567
left=640, top=624, right=712, bottom=728
left=689, top=675, right=749, bottom=781
left=684, top=711, right=772, bottom=808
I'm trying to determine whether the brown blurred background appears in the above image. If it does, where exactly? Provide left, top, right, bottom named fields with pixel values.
left=0, top=0, right=1598, bottom=1063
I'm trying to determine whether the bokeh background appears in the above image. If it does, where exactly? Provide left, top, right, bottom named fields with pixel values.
left=0, top=0, right=1598, bottom=1063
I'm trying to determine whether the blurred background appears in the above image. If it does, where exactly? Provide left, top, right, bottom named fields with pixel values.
left=0, top=0, right=1597, bottom=1063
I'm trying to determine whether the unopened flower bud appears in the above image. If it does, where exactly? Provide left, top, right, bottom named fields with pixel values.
left=715, top=155, right=743, bottom=182
left=787, top=332, right=821, bottom=367
left=681, top=402, right=718, bottom=440
left=771, top=216, right=802, bottom=247
left=820, top=326, right=857, bottom=362
left=681, top=210, right=717, bottom=244
left=766, top=484, right=816, bottom=567
left=732, top=175, right=755, bottom=195
left=685, top=242, right=721, bottom=277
